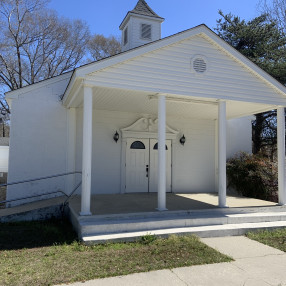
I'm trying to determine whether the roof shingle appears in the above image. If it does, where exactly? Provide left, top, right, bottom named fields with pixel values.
left=131, top=0, right=163, bottom=19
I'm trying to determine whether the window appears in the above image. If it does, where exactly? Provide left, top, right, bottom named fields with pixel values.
left=153, top=143, right=168, bottom=150
left=131, top=141, right=145, bottom=149
left=124, top=27, right=128, bottom=45
left=141, top=24, right=151, bottom=40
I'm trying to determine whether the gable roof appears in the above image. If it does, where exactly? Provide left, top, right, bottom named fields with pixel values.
left=7, top=24, right=286, bottom=107
left=63, top=24, right=286, bottom=102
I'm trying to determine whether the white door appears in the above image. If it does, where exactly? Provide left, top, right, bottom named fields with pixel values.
left=149, top=139, right=172, bottom=193
left=126, top=138, right=172, bottom=193
left=126, top=138, right=149, bottom=193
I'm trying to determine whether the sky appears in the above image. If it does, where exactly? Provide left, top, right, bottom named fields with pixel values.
left=48, top=0, right=262, bottom=38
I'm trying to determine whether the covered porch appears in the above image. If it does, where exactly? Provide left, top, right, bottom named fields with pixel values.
left=69, top=193, right=277, bottom=216
left=64, top=83, right=286, bottom=216
left=61, top=26, right=286, bottom=216
left=67, top=193, right=285, bottom=243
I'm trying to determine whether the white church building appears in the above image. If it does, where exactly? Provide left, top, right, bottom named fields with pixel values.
left=5, top=0, right=286, bottom=215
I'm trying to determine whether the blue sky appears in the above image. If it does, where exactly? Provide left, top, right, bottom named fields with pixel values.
left=48, top=0, right=261, bottom=38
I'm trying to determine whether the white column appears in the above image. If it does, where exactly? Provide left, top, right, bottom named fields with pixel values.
left=277, top=107, right=286, bottom=205
left=80, top=85, right=93, bottom=216
left=157, top=94, right=167, bottom=211
left=214, top=119, right=219, bottom=193
left=218, top=100, right=227, bottom=208
left=66, top=108, right=76, bottom=194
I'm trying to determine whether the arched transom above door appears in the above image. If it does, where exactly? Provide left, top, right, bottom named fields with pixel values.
left=121, top=117, right=179, bottom=139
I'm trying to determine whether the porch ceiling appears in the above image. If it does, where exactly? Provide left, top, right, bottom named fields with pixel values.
left=70, top=86, right=276, bottom=120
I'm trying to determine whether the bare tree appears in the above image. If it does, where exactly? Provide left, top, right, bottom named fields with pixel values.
left=258, top=0, right=286, bottom=32
left=0, top=0, right=90, bottom=117
left=87, top=34, right=121, bottom=61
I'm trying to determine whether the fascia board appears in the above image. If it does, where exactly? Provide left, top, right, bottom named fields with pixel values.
left=5, top=71, right=73, bottom=99
left=83, top=77, right=286, bottom=106
left=202, top=28, right=286, bottom=96
left=119, top=12, right=164, bottom=30
left=62, top=70, right=79, bottom=104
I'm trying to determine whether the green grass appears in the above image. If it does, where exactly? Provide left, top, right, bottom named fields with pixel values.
left=0, top=220, right=232, bottom=286
left=246, top=228, right=286, bottom=252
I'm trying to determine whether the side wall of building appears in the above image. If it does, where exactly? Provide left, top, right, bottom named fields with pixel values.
left=227, top=116, right=253, bottom=158
left=6, top=74, right=71, bottom=206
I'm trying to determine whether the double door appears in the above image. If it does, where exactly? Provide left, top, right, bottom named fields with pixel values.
left=126, top=138, right=171, bottom=193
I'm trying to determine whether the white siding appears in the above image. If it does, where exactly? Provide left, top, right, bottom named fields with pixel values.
left=0, top=146, right=9, bottom=172
left=121, top=15, right=162, bottom=52
left=75, top=109, right=140, bottom=194
left=171, top=117, right=216, bottom=193
left=90, top=35, right=285, bottom=105
left=227, top=117, right=253, bottom=158
left=7, top=76, right=71, bottom=206
left=121, top=23, right=131, bottom=52
left=7, top=96, right=252, bottom=204
left=74, top=110, right=251, bottom=195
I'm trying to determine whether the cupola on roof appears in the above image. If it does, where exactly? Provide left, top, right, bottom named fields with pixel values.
left=119, top=0, right=164, bottom=30
left=119, top=0, right=164, bottom=52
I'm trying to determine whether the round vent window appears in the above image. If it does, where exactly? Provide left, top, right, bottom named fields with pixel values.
left=191, top=55, right=208, bottom=74
left=193, top=58, right=207, bottom=73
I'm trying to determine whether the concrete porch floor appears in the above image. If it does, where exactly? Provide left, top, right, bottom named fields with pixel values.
left=68, top=193, right=277, bottom=216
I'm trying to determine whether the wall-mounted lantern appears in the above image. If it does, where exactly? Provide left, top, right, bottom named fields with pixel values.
left=113, top=131, right=119, bottom=143
left=180, top=134, right=186, bottom=146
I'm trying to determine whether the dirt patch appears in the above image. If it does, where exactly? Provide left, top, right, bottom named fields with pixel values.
left=0, top=172, right=7, bottom=209
left=0, top=186, right=6, bottom=209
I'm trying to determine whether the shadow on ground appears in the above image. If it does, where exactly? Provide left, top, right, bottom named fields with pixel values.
left=0, top=219, right=77, bottom=250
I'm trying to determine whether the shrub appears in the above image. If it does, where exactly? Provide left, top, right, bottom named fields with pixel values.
left=226, top=152, right=278, bottom=202
left=140, top=233, right=157, bottom=245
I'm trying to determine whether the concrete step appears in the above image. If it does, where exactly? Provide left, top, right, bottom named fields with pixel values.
left=71, top=204, right=286, bottom=238
left=76, top=205, right=286, bottom=223
left=80, top=211, right=286, bottom=237
left=69, top=205, right=286, bottom=243
left=82, top=220, right=286, bottom=244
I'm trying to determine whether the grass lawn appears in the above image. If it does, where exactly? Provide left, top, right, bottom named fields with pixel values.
left=246, top=228, right=286, bottom=252
left=0, top=219, right=232, bottom=286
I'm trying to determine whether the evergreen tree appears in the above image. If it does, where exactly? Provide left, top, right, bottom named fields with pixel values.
left=216, top=11, right=286, bottom=154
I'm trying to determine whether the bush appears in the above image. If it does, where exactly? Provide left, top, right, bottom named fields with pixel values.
left=226, top=152, right=278, bottom=202
left=140, top=233, right=157, bottom=245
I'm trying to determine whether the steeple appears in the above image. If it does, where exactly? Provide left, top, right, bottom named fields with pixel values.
left=119, top=0, right=164, bottom=52
left=131, top=0, right=162, bottom=19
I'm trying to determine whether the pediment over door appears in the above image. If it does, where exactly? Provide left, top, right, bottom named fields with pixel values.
left=121, top=117, right=179, bottom=139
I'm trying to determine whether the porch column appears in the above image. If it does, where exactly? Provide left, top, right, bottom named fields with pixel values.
left=157, top=94, right=167, bottom=211
left=80, top=85, right=93, bottom=216
left=277, top=107, right=286, bottom=205
left=218, top=100, right=227, bottom=208
left=66, top=108, right=76, bottom=193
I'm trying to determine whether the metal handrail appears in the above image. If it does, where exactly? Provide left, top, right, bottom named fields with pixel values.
left=0, top=190, right=67, bottom=205
left=63, top=181, right=82, bottom=206
left=0, top=171, right=82, bottom=188
left=0, top=171, right=82, bottom=205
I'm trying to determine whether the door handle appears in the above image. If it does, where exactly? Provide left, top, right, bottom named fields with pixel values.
left=146, top=165, right=149, bottom=177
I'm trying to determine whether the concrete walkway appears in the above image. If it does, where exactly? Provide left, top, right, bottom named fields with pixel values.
left=56, top=236, right=286, bottom=286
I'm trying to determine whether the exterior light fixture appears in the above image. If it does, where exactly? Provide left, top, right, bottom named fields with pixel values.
left=180, top=134, right=186, bottom=146
left=113, top=131, right=119, bottom=143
